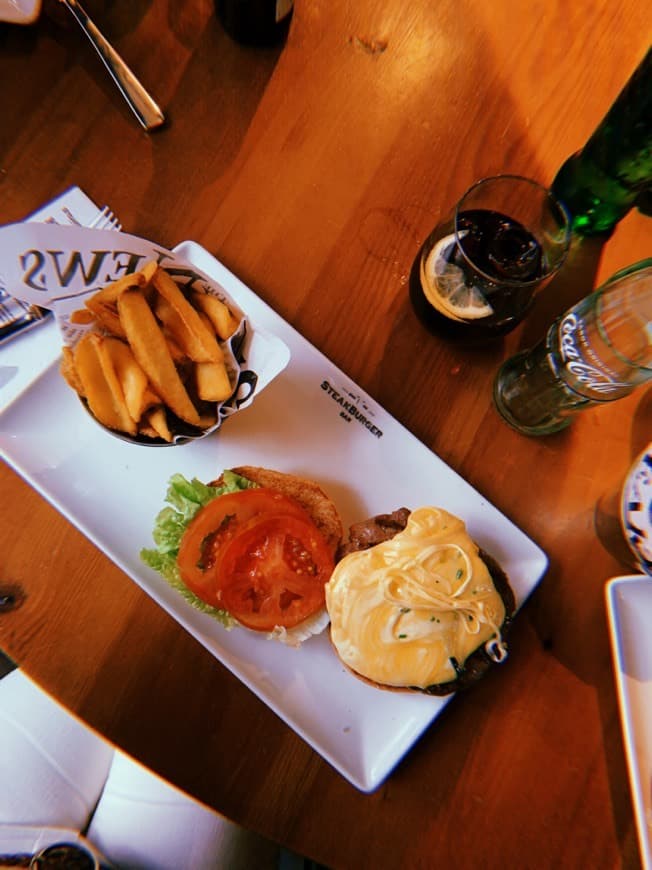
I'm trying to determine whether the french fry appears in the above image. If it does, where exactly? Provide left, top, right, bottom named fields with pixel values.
left=70, top=309, right=95, bottom=325
left=143, top=405, right=173, bottom=443
left=198, top=410, right=218, bottom=429
left=74, top=334, right=135, bottom=434
left=196, top=310, right=221, bottom=343
left=194, top=360, right=233, bottom=402
left=82, top=263, right=160, bottom=331
left=191, top=291, right=239, bottom=340
left=141, top=385, right=161, bottom=412
left=89, top=261, right=157, bottom=304
left=154, top=294, right=225, bottom=364
left=140, top=260, right=159, bottom=283
left=85, top=272, right=142, bottom=308
left=85, top=298, right=127, bottom=338
left=138, top=424, right=159, bottom=439
left=60, top=346, right=84, bottom=395
left=151, top=267, right=223, bottom=363
left=100, top=337, right=154, bottom=423
left=96, top=338, right=138, bottom=435
left=117, top=289, right=202, bottom=428
left=161, top=328, right=188, bottom=364
left=137, top=262, right=160, bottom=307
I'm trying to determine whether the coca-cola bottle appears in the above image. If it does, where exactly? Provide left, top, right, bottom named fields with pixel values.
left=493, top=259, right=652, bottom=435
left=551, top=48, right=652, bottom=236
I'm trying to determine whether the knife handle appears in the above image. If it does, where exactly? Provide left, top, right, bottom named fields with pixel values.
left=60, top=0, right=165, bottom=131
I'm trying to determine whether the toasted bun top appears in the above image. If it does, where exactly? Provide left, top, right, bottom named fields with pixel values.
left=212, top=466, right=343, bottom=556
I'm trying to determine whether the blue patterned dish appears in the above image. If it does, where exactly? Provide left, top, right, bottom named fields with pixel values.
left=622, top=444, right=652, bottom=575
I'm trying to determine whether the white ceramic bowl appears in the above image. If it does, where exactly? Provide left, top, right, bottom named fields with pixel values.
left=621, top=442, right=652, bottom=575
left=0, top=0, right=41, bottom=24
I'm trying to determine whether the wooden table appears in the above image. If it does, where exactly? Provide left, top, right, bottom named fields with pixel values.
left=1, top=1, right=651, bottom=866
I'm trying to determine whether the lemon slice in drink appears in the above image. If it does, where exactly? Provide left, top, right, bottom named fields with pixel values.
left=420, top=232, right=494, bottom=322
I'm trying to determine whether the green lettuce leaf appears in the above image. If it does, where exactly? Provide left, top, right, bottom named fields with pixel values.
left=140, top=471, right=258, bottom=626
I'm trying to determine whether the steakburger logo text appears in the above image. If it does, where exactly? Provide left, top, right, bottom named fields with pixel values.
left=320, top=380, right=383, bottom=439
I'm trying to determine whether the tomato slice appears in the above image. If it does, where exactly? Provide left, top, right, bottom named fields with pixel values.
left=215, top=514, right=334, bottom=631
left=177, top=488, right=316, bottom=606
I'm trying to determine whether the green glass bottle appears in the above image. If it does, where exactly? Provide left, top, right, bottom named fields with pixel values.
left=552, top=48, right=652, bottom=236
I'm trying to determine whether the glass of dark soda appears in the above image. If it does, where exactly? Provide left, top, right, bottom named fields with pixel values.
left=410, top=175, right=571, bottom=341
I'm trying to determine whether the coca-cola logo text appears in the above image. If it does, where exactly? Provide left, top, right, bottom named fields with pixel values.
left=559, top=313, right=627, bottom=394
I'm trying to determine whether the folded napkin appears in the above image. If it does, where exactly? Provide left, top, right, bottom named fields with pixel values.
left=0, top=669, right=113, bottom=831
left=87, top=751, right=279, bottom=870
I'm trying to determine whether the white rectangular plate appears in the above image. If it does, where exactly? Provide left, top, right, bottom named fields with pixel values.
left=0, top=237, right=548, bottom=792
left=606, top=575, right=652, bottom=869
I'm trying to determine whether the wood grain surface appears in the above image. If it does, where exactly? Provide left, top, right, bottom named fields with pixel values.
left=1, top=1, right=651, bottom=867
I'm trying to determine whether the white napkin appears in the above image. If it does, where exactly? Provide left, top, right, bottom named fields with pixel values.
left=87, top=751, right=279, bottom=870
left=0, top=669, right=113, bottom=830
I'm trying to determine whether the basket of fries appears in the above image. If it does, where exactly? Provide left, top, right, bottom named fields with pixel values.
left=0, top=222, right=290, bottom=444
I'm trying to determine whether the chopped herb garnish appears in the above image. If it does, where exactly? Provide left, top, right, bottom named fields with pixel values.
left=398, top=633, right=407, bottom=639
left=455, top=568, right=463, bottom=580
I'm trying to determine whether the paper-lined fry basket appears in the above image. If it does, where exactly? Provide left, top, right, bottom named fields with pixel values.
left=0, top=222, right=290, bottom=444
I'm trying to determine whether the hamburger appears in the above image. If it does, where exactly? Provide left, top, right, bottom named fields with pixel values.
left=141, top=467, right=515, bottom=687
left=141, top=466, right=342, bottom=646
left=325, top=506, right=515, bottom=694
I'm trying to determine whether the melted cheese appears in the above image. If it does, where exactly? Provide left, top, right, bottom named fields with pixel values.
left=325, top=507, right=507, bottom=689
